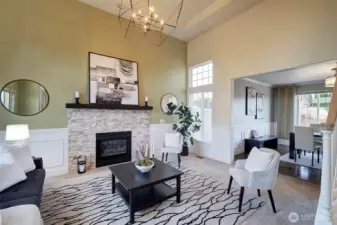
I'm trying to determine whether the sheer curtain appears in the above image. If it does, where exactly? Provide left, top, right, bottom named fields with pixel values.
left=276, top=86, right=296, bottom=139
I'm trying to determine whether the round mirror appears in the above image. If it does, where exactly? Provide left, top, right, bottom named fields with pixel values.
left=161, top=93, right=178, bottom=115
left=0, top=79, right=49, bottom=116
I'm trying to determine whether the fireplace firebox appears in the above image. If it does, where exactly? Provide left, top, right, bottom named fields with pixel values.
left=96, top=131, right=131, bottom=167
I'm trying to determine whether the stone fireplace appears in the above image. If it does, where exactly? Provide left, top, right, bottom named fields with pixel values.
left=66, top=105, right=151, bottom=173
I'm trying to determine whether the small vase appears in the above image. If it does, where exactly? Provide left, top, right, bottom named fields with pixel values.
left=181, top=142, right=189, bottom=156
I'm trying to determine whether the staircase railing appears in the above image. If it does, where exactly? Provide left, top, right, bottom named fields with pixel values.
left=315, top=125, right=334, bottom=225
left=315, top=78, right=337, bottom=225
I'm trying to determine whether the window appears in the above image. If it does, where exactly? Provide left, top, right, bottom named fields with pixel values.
left=298, top=92, right=332, bottom=126
left=188, top=61, right=213, bottom=142
left=191, top=62, right=213, bottom=87
left=0, top=89, right=15, bottom=111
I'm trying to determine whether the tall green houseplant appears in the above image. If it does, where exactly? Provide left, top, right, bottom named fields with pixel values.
left=170, top=102, right=202, bottom=156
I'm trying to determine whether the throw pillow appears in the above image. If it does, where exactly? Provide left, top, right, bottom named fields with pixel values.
left=0, top=146, right=15, bottom=164
left=7, top=144, right=36, bottom=173
left=0, top=163, right=27, bottom=192
left=244, top=147, right=273, bottom=173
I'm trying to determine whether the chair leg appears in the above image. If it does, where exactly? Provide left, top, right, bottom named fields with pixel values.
left=312, top=152, right=314, bottom=167
left=294, top=149, right=297, bottom=162
left=161, top=153, right=164, bottom=161
left=166, top=153, right=168, bottom=161
left=268, top=190, right=276, bottom=213
left=227, top=176, right=233, bottom=194
left=317, top=150, right=320, bottom=163
left=177, top=154, right=181, bottom=168
left=257, top=189, right=261, bottom=197
left=298, top=150, right=301, bottom=159
left=239, top=187, right=245, bottom=212
left=304, top=150, right=306, bottom=156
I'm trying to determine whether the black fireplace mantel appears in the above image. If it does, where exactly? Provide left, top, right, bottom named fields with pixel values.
left=65, top=103, right=153, bottom=111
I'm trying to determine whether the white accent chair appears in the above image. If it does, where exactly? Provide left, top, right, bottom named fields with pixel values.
left=228, top=147, right=280, bottom=213
left=294, top=126, right=320, bottom=166
left=161, top=133, right=182, bottom=168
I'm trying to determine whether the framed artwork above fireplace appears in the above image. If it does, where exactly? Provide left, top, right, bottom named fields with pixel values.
left=89, top=52, right=139, bottom=105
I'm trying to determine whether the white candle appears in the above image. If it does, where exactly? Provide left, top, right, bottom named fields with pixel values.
left=75, top=91, right=80, bottom=98
left=145, top=96, right=148, bottom=102
left=152, top=140, right=155, bottom=156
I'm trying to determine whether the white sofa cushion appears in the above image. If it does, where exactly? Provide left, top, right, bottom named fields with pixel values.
left=244, top=147, right=273, bottom=173
left=0, top=205, right=43, bottom=225
left=0, top=163, right=27, bottom=192
left=7, top=144, right=36, bottom=173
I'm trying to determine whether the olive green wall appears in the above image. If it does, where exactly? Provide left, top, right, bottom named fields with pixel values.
left=0, top=0, right=187, bottom=130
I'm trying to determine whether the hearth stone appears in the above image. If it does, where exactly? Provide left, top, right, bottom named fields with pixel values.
left=66, top=109, right=150, bottom=173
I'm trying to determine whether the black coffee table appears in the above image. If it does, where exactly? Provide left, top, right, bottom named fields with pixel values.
left=109, top=158, right=183, bottom=224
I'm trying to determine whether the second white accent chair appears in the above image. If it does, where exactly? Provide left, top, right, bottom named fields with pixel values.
left=228, top=147, right=281, bottom=213
left=161, top=133, right=182, bottom=168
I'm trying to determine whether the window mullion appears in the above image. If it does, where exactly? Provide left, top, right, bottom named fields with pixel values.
left=201, top=92, right=205, bottom=141
left=317, top=94, right=320, bottom=124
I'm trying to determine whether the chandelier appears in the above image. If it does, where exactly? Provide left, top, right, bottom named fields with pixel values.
left=325, top=63, right=337, bottom=87
left=117, top=0, right=184, bottom=46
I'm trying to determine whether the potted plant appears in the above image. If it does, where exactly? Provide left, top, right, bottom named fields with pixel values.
left=170, top=102, right=202, bottom=156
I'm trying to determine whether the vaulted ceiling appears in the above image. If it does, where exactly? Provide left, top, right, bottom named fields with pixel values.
left=78, top=0, right=263, bottom=41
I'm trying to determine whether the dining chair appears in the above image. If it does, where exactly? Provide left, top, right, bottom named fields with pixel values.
left=228, top=147, right=280, bottom=213
left=294, top=126, right=320, bottom=166
left=161, top=133, right=182, bottom=168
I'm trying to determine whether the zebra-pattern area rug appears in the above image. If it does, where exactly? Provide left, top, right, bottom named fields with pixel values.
left=41, top=164, right=265, bottom=225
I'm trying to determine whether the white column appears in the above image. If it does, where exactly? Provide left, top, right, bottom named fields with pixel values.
left=315, top=129, right=333, bottom=225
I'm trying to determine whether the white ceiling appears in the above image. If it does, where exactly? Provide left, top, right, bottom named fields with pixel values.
left=78, top=0, right=263, bottom=41
left=247, top=61, right=337, bottom=86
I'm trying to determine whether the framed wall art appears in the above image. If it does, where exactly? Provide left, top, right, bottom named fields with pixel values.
left=245, top=87, right=256, bottom=116
left=89, top=52, right=139, bottom=105
left=256, top=93, right=264, bottom=119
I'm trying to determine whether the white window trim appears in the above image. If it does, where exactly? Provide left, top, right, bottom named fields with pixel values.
left=188, top=61, right=213, bottom=143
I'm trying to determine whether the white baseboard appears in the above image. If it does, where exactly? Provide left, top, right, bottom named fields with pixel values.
left=278, top=139, right=290, bottom=146
left=0, top=128, right=68, bottom=177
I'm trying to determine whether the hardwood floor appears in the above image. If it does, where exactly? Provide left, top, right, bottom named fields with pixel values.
left=235, top=144, right=321, bottom=184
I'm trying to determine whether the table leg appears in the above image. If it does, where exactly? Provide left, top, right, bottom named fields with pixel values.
left=176, top=175, right=181, bottom=203
left=112, top=174, right=115, bottom=194
left=129, top=190, right=135, bottom=224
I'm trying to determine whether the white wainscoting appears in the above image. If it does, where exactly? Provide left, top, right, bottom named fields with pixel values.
left=190, top=124, right=232, bottom=164
left=0, top=128, right=68, bottom=177
left=230, top=122, right=277, bottom=155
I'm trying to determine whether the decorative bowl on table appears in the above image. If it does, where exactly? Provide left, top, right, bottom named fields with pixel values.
left=135, top=159, right=154, bottom=173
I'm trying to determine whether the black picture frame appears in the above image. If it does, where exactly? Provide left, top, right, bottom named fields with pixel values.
left=88, top=52, right=139, bottom=105
left=245, top=86, right=256, bottom=116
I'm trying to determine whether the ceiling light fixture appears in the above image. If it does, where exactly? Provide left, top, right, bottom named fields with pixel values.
left=117, top=0, right=184, bottom=46
left=325, top=64, right=337, bottom=87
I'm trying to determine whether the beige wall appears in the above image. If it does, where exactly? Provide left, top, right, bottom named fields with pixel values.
left=188, top=0, right=337, bottom=163
left=0, top=0, right=187, bottom=130
left=232, top=79, right=273, bottom=125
